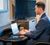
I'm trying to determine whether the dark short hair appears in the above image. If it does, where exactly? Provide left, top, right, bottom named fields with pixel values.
left=36, top=2, right=45, bottom=11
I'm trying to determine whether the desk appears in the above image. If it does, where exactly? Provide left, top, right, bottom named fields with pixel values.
left=0, top=34, right=28, bottom=45
left=0, top=20, right=29, bottom=45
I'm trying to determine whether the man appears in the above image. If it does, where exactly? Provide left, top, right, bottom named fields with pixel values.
left=19, top=2, right=50, bottom=42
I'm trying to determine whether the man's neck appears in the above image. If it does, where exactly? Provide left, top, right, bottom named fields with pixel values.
left=36, top=12, right=45, bottom=23
left=39, top=11, right=45, bottom=16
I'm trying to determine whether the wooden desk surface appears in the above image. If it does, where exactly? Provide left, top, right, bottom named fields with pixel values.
left=0, top=28, right=28, bottom=45
left=0, top=32, right=27, bottom=42
left=0, top=33, right=10, bottom=41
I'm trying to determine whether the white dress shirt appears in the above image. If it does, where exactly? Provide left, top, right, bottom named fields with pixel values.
left=36, top=12, right=45, bottom=23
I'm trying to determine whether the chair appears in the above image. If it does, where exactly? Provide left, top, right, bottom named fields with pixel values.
left=3, top=28, right=12, bottom=36
left=35, top=42, right=50, bottom=45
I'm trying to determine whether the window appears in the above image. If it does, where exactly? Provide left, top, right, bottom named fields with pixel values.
left=15, top=0, right=36, bottom=19
left=0, top=0, right=8, bottom=12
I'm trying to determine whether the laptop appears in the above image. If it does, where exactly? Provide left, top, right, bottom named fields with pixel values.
left=8, top=23, right=26, bottom=40
left=9, top=23, right=19, bottom=39
left=11, top=23, right=19, bottom=35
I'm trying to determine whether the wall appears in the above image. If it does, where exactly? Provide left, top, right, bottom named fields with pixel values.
left=0, top=0, right=11, bottom=27
left=0, top=0, right=15, bottom=27
left=46, top=0, right=50, bottom=19
left=0, top=0, right=50, bottom=27
left=36, top=0, right=46, bottom=3
left=36, top=0, right=50, bottom=20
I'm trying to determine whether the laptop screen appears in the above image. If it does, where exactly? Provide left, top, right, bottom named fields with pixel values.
left=11, top=23, right=19, bottom=35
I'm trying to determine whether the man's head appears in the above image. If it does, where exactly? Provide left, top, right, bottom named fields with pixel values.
left=35, top=2, right=45, bottom=15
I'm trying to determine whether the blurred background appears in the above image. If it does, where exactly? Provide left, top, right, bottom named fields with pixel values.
left=0, top=0, right=50, bottom=45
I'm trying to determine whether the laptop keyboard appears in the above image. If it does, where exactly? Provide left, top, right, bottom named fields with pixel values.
left=8, top=35, right=20, bottom=40
left=7, top=34, right=27, bottom=41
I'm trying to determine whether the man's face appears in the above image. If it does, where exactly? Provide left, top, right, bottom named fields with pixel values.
left=35, top=5, right=43, bottom=15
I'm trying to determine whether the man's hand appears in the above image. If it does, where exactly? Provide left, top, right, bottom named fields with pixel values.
left=19, top=29, right=29, bottom=35
left=19, top=29, right=29, bottom=37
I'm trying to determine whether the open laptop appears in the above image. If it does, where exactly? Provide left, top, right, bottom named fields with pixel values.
left=11, top=23, right=19, bottom=35
left=10, top=23, right=19, bottom=39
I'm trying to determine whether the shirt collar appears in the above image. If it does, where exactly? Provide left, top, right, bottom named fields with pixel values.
left=40, top=12, right=45, bottom=17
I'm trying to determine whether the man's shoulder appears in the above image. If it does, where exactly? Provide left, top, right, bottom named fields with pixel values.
left=37, top=14, right=50, bottom=27
left=41, top=13, right=49, bottom=22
